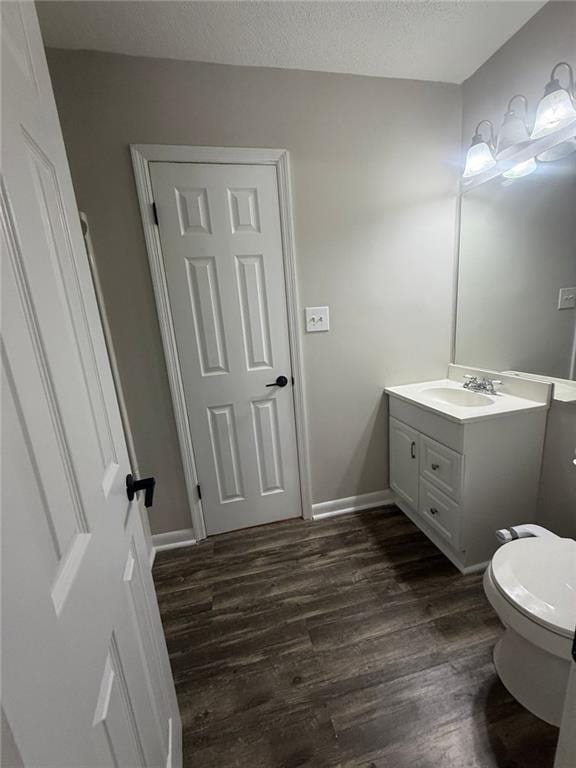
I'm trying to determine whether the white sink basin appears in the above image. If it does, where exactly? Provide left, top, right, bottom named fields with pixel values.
left=421, top=387, right=495, bottom=407
left=385, top=369, right=550, bottom=423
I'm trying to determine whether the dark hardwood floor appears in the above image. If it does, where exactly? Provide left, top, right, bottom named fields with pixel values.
left=153, top=506, right=558, bottom=767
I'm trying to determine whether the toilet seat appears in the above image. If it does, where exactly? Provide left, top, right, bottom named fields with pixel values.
left=490, top=537, right=576, bottom=639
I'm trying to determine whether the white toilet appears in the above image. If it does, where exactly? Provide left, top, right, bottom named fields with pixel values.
left=484, top=532, right=576, bottom=726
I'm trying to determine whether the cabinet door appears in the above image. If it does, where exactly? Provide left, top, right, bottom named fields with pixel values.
left=389, top=417, right=419, bottom=509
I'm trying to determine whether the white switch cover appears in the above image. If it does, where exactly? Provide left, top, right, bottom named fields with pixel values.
left=558, top=287, right=576, bottom=310
left=305, top=306, right=330, bottom=332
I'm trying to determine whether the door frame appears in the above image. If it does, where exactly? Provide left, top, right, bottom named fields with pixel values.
left=130, top=145, right=312, bottom=540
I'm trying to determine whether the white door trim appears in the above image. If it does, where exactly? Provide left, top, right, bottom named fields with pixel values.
left=130, top=145, right=312, bottom=539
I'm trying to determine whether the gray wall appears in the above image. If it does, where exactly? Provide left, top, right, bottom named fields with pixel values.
left=46, top=50, right=461, bottom=534
left=539, top=401, right=576, bottom=538
left=460, top=0, right=576, bottom=537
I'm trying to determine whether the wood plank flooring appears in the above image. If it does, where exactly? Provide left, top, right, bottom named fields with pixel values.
left=153, top=506, right=558, bottom=767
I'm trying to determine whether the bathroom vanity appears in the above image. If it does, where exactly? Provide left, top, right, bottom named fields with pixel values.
left=385, top=365, right=552, bottom=573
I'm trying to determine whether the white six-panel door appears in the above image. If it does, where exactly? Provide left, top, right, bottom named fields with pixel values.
left=150, top=162, right=300, bottom=534
left=1, top=3, right=181, bottom=766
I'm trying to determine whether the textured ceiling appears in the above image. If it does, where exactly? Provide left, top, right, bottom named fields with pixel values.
left=37, top=0, right=547, bottom=84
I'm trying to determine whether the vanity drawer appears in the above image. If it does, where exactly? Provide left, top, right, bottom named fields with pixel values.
left=419, top=478, right=461, bottom=548
left=420, top=435, right=462, bottom=501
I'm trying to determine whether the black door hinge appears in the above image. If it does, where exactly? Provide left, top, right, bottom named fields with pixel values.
left=197, top=483, right=202, bottom=500
left=152, top=202, right=159, bottom=226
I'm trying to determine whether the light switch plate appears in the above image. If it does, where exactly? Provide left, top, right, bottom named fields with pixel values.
left=305, top=306, right=330, bottom=332
left=558, top=287, right=576, bottom=310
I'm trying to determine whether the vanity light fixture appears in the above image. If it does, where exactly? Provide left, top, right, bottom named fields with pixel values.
left=462, top=120, right=496, bottom=178
left=496, top=95, right=537, bottom=179
left=532, top=62, right=576, bottom=161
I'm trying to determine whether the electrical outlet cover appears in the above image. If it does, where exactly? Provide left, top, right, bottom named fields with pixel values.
left=558, top=287, right=576, bottom=310
left=305, top=306, right=330, bottom=332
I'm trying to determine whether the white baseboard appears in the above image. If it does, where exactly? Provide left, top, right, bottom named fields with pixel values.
left=165, top=717, right=176, bottom=768
left=312, top=489, right=396, bottom=520
left=150, top=528, right=197, bottom=564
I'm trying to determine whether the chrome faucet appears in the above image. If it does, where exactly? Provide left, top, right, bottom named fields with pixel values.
left=463, top=375, right=502, bottom=395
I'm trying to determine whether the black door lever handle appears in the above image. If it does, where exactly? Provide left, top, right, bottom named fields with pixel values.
left=266, top=375, right=289, bottom=388
left=126, top=474, right=156, bottom=508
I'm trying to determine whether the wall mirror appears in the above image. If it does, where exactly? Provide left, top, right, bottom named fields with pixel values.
left=455, top=150, right=576, bottom=399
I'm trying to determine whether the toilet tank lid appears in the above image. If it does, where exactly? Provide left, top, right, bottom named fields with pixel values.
left=491, top=537, right=576, bottom=637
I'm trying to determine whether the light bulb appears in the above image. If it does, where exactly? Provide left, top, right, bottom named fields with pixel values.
left=496, top=96, right=532, bottom=159
left=463, top=120, right=496, bottom=178
left=532, top=63, right=576, bottom=139
left=463, top=141, right=496, bottom=178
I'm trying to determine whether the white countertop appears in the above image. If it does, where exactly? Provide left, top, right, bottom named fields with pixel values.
left=384, top=378, right=549, bottom=424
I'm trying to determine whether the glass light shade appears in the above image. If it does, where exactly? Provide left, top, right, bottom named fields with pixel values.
left=462, top=141, right=496, bottom=178
left=537, top=137, right=576, bottom=162
left=531, top=88, right=576, bottom=139
left=502, top=157, right=537, bottom=179
left=496, top=113, right=531, bottom=158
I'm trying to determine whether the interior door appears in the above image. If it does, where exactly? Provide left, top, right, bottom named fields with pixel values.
left=554, top=453, right=576, bottom=766
left=1, top=4, right=181, bottom=766
left=554, top=654, right=576, bottom=766
left=150, top=162, right=300, bottom=535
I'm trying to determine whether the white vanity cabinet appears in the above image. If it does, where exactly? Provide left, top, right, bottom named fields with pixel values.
left=386, top=368, right=551, bottom=573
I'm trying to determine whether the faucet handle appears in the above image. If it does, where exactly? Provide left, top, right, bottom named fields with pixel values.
left=483, top=377, right=502, bottom=394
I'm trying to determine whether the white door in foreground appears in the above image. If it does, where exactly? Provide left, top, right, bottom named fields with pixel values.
left=1, top=3, right=181, bottom=766
left=554, top=656, right=576, bottom=767
left=554, top=452, right=576, bottom=767
left=150, top=162, right=300, bottom=534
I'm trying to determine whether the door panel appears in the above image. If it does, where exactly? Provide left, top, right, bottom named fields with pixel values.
left=228, top=187, right=260, bottom=232
left=252, top=397, right=285, bottom=495
left=150, top=162, right=300, bottom=534
left=185, top=256, right=229, bottom=375
left=92, top=637, right=148, bottom=768
left=389, top=417, right=419, bottom=509
left=2, top=3, right=181, bottom=765
left=236, top=254, right=273, bottom=369
left=208, top=403, right=246, bottom=502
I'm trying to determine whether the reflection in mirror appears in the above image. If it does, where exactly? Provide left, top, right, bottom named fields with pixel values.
left=455, top=152, right=576, bottom=395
